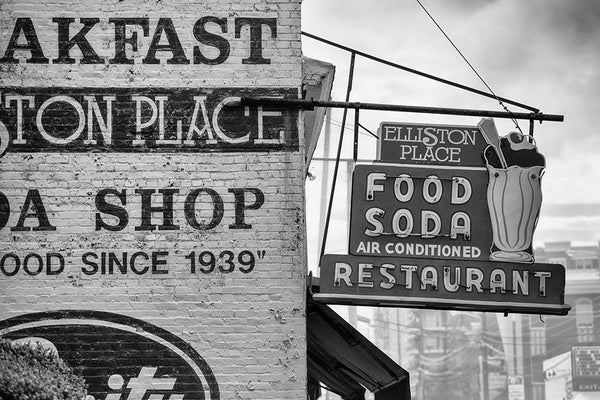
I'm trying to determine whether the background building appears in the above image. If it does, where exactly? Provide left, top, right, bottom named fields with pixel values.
left=536, top=242, right=600, bottom=400
left=339, top=241, right=600, bottom=400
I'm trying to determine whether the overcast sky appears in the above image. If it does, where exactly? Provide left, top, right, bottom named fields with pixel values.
left=301, top=0, right=600, bottom=264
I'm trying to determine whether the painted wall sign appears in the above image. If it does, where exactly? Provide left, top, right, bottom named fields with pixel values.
left=0, top=186, right=268, bottom=234
left=0, top=87, right=299, bottom=157
left=348, top=164, right=492, bottom=261
left=0, top=16, right=278, bottom=66
left=315, top=254, right=569, bottom=315
left=377, top=122, right=486, bottom=167
left=0, top=310, right=219, bottom=400
left=0, top=1, right=307, bottom=399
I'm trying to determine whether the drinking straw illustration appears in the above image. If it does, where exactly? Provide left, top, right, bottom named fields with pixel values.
left=478, top=118, right=508, bottom=168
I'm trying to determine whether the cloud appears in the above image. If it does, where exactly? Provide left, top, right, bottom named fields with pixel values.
left=302, top=0, right=600, bottom=217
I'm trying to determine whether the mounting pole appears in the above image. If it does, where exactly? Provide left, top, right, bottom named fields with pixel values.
left=238, top=97, right=564, bottom=123
left=319, top=52, right=355, bottom=262
left=353, top=107, right=360, bottom=163
left=302, top=31, right=540, bottom=113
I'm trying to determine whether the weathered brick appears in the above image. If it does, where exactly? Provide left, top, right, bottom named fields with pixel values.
left=0, top=1, right=306, bottom=399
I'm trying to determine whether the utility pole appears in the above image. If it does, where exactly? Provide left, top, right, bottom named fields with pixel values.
left=481, top=313, right=489, bottom=400
left=397, top=308, right=402, bottom=365
left=418, top=312, right=424, bottom=400
left=317, top=111, right=331, bottom=256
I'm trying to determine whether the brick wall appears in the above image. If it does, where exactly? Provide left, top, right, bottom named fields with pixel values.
left=0, top=1, right=306, bottom=399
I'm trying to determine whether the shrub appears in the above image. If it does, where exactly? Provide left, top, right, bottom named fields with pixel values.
left=0, top=338, right=87, bottom=400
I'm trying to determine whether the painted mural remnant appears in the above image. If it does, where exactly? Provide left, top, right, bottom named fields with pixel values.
left=0, top=87, right=299, bottom=158
left=0, top=16, right=278, bottom=66
left=0, top=311, right=220, bottom=399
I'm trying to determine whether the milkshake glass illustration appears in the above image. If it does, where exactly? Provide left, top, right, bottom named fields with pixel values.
left=478, top=119, right=546, bottom=263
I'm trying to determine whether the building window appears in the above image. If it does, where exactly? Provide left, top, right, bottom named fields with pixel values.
left=532, top=382, right=544, bottom=400
left=357, top=315, right=373, bottom=341
left=422, top=310, right=442, bottom=328
left=575, top=298, right=594, bottom=343
left=549, top=257, right=567, bottom=266
left=574, top=258, right=597, bottom=269
left=421, top=311, right=444, bottom=354
left=529, top=315, right=546, bottom=356
left=530, top=327, right=546, bottom=356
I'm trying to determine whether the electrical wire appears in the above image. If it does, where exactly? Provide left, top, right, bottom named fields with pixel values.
left=419, top=343, right=474, bottom=362
left=541, top=353, right=572, bottom=374
left=414, top=0, right=526, bottom=135
left=325, top=116, right=378, bottom=140
left=368, top=325, right=583, bottom=348
left=370, top=316, right=598, bottom=346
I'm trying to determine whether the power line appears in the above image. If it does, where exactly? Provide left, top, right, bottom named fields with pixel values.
left=414, top=0, right=525, bottom=135
left=302, top=31, right=540, bottom=113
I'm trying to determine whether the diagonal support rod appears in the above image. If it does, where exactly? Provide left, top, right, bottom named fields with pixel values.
left=301, top=31, right=540, bottom=113
left=319, top=52, right=356, bottom=262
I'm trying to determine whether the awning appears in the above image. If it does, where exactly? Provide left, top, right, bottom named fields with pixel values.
left=307, top=293, right=411, bottom=400
left=302, top=57, right=335, bottom=167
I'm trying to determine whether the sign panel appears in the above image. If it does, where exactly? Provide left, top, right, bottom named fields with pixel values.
left=377, top=122, right=487, bottom=167
left=572, top=344, right=600, bottom=392
left=349, top=164, right=492, bottom=261
left=508, top=375, right=525, bottom=400
left=315, top=254, right=569, bottom=315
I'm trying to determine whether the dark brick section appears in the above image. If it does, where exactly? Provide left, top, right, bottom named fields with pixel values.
left=0, top=87, right=299, bottom=153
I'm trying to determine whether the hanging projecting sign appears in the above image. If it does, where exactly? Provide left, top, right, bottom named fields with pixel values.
left=316, top=119, right=569, bottom=315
